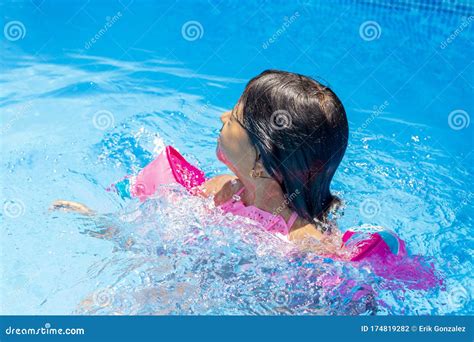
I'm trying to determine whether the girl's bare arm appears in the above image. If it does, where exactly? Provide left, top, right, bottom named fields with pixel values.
left=50, top=200, right=95, bottom=215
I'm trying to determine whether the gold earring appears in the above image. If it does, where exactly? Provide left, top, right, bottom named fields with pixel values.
left=250, top=169, right=262, bottom=178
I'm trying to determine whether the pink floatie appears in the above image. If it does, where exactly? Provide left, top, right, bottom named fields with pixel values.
left=342, top=230, right=407, bottom=261
left=341, top=230, right=442, bottom=290
left=130, top=146, right=206, bottom=201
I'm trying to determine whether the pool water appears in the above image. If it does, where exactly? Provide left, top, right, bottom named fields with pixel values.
left=1, top=0, right=473, bottom=315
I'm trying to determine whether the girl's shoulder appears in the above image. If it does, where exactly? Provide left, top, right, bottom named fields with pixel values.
left=288, top=220, right=325, bottom=242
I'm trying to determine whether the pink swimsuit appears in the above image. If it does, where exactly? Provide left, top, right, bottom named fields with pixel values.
left=220, top=187, right=299, bottom=236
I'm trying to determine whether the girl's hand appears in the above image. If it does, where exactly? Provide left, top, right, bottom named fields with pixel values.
left=213, top=178, right=244, bottom=206
left=199, top=174, right=243, bottom=206
left=50, top=200, right=95, bottom=216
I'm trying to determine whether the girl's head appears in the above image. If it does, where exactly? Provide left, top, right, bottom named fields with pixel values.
left=217, top=70, right=348, bottom=231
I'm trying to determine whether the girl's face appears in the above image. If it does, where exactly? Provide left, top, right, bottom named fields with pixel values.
left=216, top=103, right=256, bottom=178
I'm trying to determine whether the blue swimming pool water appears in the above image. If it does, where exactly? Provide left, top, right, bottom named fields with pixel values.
left=1, top=0, right=473, bottom=315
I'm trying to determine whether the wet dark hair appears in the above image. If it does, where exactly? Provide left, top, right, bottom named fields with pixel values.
left=239, top=70, right=348, bottom=232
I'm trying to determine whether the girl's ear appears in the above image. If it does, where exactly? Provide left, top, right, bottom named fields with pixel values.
left=254, top=159, right=270, bottom=178
left=250, top=149, right=272, bottom=179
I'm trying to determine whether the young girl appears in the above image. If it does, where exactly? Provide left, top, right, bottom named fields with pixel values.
left=204, top=70, right=348, bottom=243
left=54, top=70, right=347, bottom=243
left=54, top=70, right=429, bottom=275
